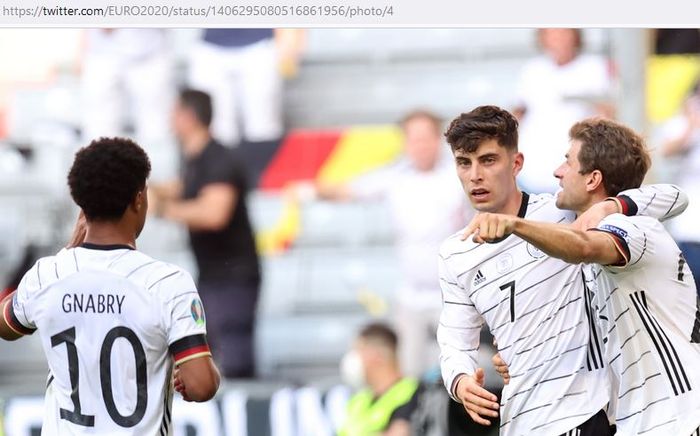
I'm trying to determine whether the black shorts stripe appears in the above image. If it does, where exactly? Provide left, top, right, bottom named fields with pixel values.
left=630, top=291, right=690, bottom=395
left=160, top=366, right=172, bottom=436
left=678, top=254, right=686, bottom=281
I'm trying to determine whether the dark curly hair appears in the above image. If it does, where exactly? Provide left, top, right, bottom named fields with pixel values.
left=445, top=105, right=519, bottom=153
left=68, top=137, right=151, bottom=221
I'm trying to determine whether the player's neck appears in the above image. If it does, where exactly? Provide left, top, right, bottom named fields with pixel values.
left=368, top=365, right=403, bottom=396
left=499, top=190, right=524, bottom=216
left=578, top=192, right=608, bottom=216
left=82, top=222, right=136, bottom=249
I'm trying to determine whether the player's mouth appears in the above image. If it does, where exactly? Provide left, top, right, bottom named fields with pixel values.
left=470, top=188, right=490, bottom=201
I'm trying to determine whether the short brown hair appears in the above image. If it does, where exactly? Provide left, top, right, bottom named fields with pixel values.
left=400, top=109, right=443, bottom=135
left=358, top=322, right=398, bottom=353
left=570, top=118, right=651, bottom=196
left=444, top=105, right=519, bottom=153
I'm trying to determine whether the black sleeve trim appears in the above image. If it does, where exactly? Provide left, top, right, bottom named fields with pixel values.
left=590, top=228, right=630, bottom=266
left=616, top=195, right=638, bottom=217
left=169, top=334, right=209, bottom=356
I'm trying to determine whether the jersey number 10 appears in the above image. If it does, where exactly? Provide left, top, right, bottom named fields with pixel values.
left=50, top=326, right=148, bottom=427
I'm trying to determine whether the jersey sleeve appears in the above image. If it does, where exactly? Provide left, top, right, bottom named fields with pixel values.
left=592, top=214, right=650, bottom=271
left=157, top=269, right=212, bottom=365
left=3, top=261, right=43, bottom=336
left=617, top=184, right=688, bottom=222
left=436, top=254, right=483, bottom=401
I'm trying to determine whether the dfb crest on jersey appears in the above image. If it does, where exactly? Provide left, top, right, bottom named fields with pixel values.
left=526, top=243, right=546, bottom=259
left=190, top=298, right=205, bottom=326
left=496, top=253, right=514, bottom=274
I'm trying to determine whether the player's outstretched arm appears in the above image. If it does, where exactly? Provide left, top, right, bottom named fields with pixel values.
left=174, top=355, right=220, bottom=402
left=511, top=219, right=624, bottom=266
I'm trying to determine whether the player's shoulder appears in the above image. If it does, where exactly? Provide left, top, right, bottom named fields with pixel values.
left=19, top=252, right=62, bottom=292
left=599, top=213, right=658, bottom=231
left=439, top=228, right=472, bottom=259
left=105, top=250, right=196, bottom=294
left=525, top=192, right=573, bottom=221
left=438, top=228, right=487, bottom=271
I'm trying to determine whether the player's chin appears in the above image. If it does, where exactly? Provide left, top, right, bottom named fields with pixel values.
left=471, top=200, right=494, bottom=213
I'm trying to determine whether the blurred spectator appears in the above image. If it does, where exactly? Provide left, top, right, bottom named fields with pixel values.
left=80, top=29, right=174, bottom=147
left=150, top=89, right=261, bottom=378
left=659, top=80, right=700, bottom=295
left=514, top=28, right=615, bottom=193
left=188, top=29, right=305, bottom=184
left=338, top=322, right=422, bottom=436
left=294, top=110, right=472, bottom=377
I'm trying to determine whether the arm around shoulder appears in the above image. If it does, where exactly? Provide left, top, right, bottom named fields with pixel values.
left=512, top=219, right=624, bottom=266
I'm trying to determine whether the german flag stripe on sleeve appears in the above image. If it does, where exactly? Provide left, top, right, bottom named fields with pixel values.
left=169, top=334, right=211, bottom=365
left=3, top=296, right=36, bottom=336
left=616, top=194, right=638, bottom=216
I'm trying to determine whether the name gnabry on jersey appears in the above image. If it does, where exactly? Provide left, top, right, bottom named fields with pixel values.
left=61, top=293, right=125, bottom=314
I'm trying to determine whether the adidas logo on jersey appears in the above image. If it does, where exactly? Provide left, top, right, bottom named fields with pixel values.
left=473, top=269, right=486, bottom=286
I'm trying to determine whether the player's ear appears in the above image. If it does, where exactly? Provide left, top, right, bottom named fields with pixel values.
left=585, top=169, right=604, bottom=193
left=131, top=190, right=146, bottom=213
left=512, top=151, right=524, bottom=176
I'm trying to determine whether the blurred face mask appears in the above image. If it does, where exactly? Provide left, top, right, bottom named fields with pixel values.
left=340, top=350, right=366, bottom=389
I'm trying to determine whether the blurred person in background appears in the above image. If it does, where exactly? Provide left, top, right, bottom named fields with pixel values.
left=293, top=110, right=472, bottom=378
left=514, top=28, right=615, bottom=194
left=150, top=89, right=261, bottom=379
left=660, top=79, right=700, bottom=295
left=339, top=322, right=422, bottom=436
left=188, top=28, right=305, bottom=185
left=80, top=29, right=175, bottom=148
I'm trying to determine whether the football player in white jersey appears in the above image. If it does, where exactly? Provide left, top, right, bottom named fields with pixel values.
left=0, top=137, right=220, bottom=435
left=466, top=117, right=700, bottom=435
left=438, top=106, right=687, bottom=436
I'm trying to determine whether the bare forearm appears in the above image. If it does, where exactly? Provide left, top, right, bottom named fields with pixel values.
left=163, top=200, right=227, bottom=231
left=512, top=219, right=602, bottom=264
left=151, top=180, right=183, bottom=201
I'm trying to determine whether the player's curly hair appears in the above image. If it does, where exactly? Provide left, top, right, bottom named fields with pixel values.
left=445, top=105, right=519, bottom=153
left=68, top=137, right=151, bottom=221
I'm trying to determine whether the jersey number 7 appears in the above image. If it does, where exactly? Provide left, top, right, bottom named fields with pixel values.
left=499, top=280, right=516, bottom=322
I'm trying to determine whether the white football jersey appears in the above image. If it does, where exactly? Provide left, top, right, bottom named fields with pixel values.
left=438, top=193, right=610, bottom=436
left=590, top=214, right=700, bottom=436
left=2, top=244, right=211, bottom=435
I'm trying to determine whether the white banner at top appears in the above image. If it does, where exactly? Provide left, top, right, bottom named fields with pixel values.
left=0, top=0, right=698, bottom=27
